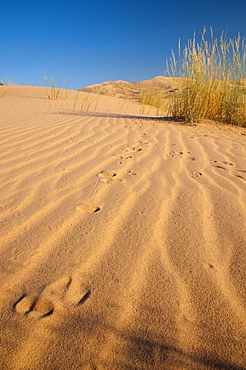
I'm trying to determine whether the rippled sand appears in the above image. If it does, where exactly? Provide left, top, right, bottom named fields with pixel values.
left=0, top=86, right=246, bottom=369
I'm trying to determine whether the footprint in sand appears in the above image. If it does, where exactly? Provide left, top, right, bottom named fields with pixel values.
left=202, top=263, right=214, bottom=270
left=113, top=155, right=124, bottom=160
left=113, top=153, right=134, bottom=160
left=14, top=295, right=54, bottom=318
left=98, top=171, right=123, bottom=184
left=14, top=277, right=91, bottom=319
left=98, top=171, right=116, bottom=178
left=124, top=146, right=142, bottom=153
left=211, top=160, right=245, bottom=179
left=221, top=161, right=233, bottom=166
left=234, top=174, right=245, bottom=180
left=29, top=297, right=55, bottom=319
left=190, top=172, right=202, bottom=178
left=14, top=295, right=37, bottom=315
left=101, top=177, right=123, bottom=184
left=112, top=155, right=124, bottom=164
left=169, top=150, right=191, bottom=158
left=113, top=154, right=134, bottom=159
left=126, top=170, right=137, bottom=176
left=137, top=141, right=149, bottom=145
left=211, top=160, right=234, bottom=169
left=76, top=204, right=100, bottom=213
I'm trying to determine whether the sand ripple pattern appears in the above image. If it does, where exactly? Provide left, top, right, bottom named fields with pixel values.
left=0, top=87, right=246, bottom=369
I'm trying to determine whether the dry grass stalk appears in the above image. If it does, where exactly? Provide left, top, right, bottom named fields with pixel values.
left=0, top=88, right=10, bottom=98
left=165, top=27, right=246, bottom=126
left=73, top=91, right=101, bottom=112
left=43, top=74, right=61, bottom=100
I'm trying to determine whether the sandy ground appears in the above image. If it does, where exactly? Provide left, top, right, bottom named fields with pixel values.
left=0, top=86, right=246, bottom=370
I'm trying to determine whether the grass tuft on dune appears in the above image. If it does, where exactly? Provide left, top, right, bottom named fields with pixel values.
left=165, top=27, right=246, bottom=126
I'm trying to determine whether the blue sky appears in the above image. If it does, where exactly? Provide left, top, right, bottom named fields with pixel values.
left=1, top=0, right=246, bottom=90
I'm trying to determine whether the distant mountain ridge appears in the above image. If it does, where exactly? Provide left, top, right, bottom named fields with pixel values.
left=79, top=76, right=181, bottom=99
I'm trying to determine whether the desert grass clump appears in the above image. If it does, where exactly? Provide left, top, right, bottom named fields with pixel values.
left=165, top=28, right=246, bottom=126
left=43, top=74, right=61, bottom=100
left=138, top=90, right=167, bottom=116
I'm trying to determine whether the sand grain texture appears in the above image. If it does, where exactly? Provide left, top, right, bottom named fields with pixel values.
left=0, top=86, right=246, bottom=369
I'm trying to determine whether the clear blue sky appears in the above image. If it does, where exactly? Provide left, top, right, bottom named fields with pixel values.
left=1, top=0, right=246, bottom=90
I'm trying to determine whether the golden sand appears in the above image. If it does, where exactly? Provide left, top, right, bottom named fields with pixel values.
left=0, top=86, right=246, bottom=369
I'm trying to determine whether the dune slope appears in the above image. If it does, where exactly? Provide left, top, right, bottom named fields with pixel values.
left=0, top=86, right=246, bottom=369
left=79, top=76, right=181, bottom=99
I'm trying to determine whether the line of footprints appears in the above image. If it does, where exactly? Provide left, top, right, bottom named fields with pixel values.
left=76, top=144, right=143, bottom=214
left=14, top=144, right=143, bottom=319
left=211, top=160, right=246, bottom=180
left=14, top=277, right=91, bottom=319
left=168, top=150, right=246, bottom=180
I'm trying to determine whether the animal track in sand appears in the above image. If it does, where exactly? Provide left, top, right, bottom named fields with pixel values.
left=14, top=277, right=91, bottom=319
left=98, top=171, right=123, bottom=184
left=169, top=150, right=191, bottom=158
left=137, top=141, right=149, bottom=145
left=14, top=295, right=37, bottom=315
left=169, top=150, right=184, bottom=156
left=211, top=160, right=233, bottom=171
left=124, top=146, right=142, bottom=153
left=113, top=154, right=134, bottom=160
left=211, top=160, right=234, bottom=166
left=98, top=171, right=116, bottom=178
left=211, top=160, right=245, bottom=179
left=234, top=174, right=245, bottom=180
left=76, top=204, right=101, bottom=213
left=29, top=298, right=54, bottom=319
left=190, top=172, right=202, bottom=178
left=203, top=263, right=214, bottom=270
left=126, top=170, right=137, bottom=176
left=101, top=177, right=123, bottom=184
left=14, top=295, right=54, bottom=319
left=58, top=168, right=70, bottom=172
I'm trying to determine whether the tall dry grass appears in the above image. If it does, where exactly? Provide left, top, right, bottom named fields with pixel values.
left=165, top=28, right=246, bottom=126
left=138, top=90, right=167, bottom=115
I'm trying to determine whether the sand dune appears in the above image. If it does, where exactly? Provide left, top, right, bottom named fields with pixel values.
left=0, top=86, right=246, bottom=369
left=79, top=76, right=181, bottom=99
